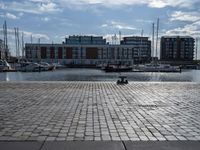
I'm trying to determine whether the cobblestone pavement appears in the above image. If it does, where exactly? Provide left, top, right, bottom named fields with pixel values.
left=0, top=82, right=200, bottom=141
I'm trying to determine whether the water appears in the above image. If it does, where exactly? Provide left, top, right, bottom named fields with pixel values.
left=0, top=69, right=200, bottom=82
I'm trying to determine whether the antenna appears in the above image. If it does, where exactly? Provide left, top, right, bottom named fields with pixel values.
left=155, top=18, right=159, bottom=58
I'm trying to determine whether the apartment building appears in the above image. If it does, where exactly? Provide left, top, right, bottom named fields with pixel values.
left=160, top=36, right=194, bottom=61
left=25, top=35, right=151, bottom=65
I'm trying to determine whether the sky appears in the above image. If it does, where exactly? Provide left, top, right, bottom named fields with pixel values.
left=0, top=0, right=200, bottom=57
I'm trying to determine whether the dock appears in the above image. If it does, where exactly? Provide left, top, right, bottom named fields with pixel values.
left=0, top=82, right=200, bottom=149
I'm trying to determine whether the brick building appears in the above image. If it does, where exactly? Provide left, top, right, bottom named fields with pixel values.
left=25, top=35, right=151, bottom=65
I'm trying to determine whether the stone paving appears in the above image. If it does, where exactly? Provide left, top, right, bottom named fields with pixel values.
left=0, top=82, right=200, bottom=141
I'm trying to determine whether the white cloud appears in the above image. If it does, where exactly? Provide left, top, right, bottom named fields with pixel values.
left=0, top=28, right=50, bottom=40
left=23, top=31, right=50, bottom=40
left=41, top=17, right=50, bottom=22
left=170, top=11, right=200, bottom=22
left=0, top=0, right=199, bottom=16
left=18, top=12, right=24, bottom=17
left=39, top=2, right=60, bottom=13
left=58, top=0, right=198, bottom=9
left=101, top=21, right=136, bottom=30
left=166, top=21, right=200, bottom=37
left=0, top=12, right=19, bottom=20
left=29, top=0, right=51, bottom=2
left=0, top=1, right=61, bottom=14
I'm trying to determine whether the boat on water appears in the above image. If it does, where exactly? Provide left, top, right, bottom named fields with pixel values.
left=14, top=61, right=56, bottom=72
left=39, top=62, right=55, bottom=71
left=0, top=60, right=13, bottom=72
left=17, top=62, right=49, bottom=72
left=102, top=64, right=133, bottom=72
left=134, top=62, right=181, bottom=72
left=52, top=62, right=65, bottom=69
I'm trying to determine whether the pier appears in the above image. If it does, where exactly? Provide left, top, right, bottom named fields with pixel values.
left=0, top=82, right=200, bottom=149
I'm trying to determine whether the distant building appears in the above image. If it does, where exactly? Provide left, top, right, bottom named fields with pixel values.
left=160, top=36, right=195, bottom=61
left=25, top=35, right=151, bottom=65
left=121, top=36, right=151, bottom=63
left=65, top=35, right=106, bottom=45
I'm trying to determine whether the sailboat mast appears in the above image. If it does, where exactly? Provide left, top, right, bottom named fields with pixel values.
left=22, top=32, right=24, bottom=58
left=152, top=23, right=155, bottom=58
left=155, top=18, right=159, bottom=58
left=196, top=38, right=198, bottom=61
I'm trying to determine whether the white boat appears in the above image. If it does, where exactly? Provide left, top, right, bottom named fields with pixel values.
left=135, top=62, right=181, bottom=72
left=18, top=62, right=49, bottom=72
left=52, top=62, right=65, bottom=69
left=0, top=60, right=12, bottom=72
left=39, top=62, right=55, bottom=71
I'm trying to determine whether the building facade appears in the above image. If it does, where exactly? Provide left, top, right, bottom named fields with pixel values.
left=25, top=36, right=151, bottom=65
left=160, top=36, right=194, bottom=61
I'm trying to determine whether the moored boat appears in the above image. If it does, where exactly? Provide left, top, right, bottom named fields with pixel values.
left=134, top=63, right=181, bottom=72
left=17, top=62, right=48, bottom=72
left=0, top=60, right=13, bottom=72
left=102, top=64, right=132, bottom=72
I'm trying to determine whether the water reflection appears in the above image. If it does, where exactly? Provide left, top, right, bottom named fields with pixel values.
left=0, top=69, right=200, bottom=82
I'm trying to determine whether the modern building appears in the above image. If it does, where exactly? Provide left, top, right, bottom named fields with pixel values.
left=65, top=35, right=107, bottom=45
left=25, top=35, right=151, bottom=65
left=160, top=36, right=195, bottom=61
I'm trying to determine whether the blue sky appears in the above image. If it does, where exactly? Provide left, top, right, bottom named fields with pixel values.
left=0, top=0, right=200, bottom=56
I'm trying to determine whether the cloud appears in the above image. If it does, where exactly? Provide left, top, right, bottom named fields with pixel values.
left=0, top=1, right=61, bottom=14
left=39, top=2, right=60, bottom=13
left=166, top=21, right=200, bottom=37
left=0, top=28, right=50, bottom=40
left=58, top=0, right=198, bottom=9
left=0, top=12, right=19, bottom=20
left=6, top=12, right=18, bottom=19
left=1, top=0, right=199, bottom=16
left=41, top=17, right=50, bottom=22
left=136, top=19, right=153, bottom=23
left=101, top=21, right=136, bottom=30
left=170, top=11, right=200, bottom=22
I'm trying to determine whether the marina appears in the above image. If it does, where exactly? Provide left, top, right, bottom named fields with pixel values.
left=1, top=0, right=200, bottom=149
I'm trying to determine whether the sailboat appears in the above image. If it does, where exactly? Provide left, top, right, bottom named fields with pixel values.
left=0, top=60, right=13, bottom=72
left=135, top=18, right=181, bottom=72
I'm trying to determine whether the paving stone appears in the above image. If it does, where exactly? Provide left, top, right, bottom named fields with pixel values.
left=0, top=142, right=43, bottom=150
left=0, top=82, right=200, bottom=141
left=124, top=141, right=200, bottom=150
left=41, top=141, right=125, bottom=150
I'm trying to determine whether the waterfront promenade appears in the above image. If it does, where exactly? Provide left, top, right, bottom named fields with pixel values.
left=0, top=82, right=200, bottom=149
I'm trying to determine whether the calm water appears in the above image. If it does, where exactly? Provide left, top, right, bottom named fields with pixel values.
left=0, top=69, right=200, bottom=82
